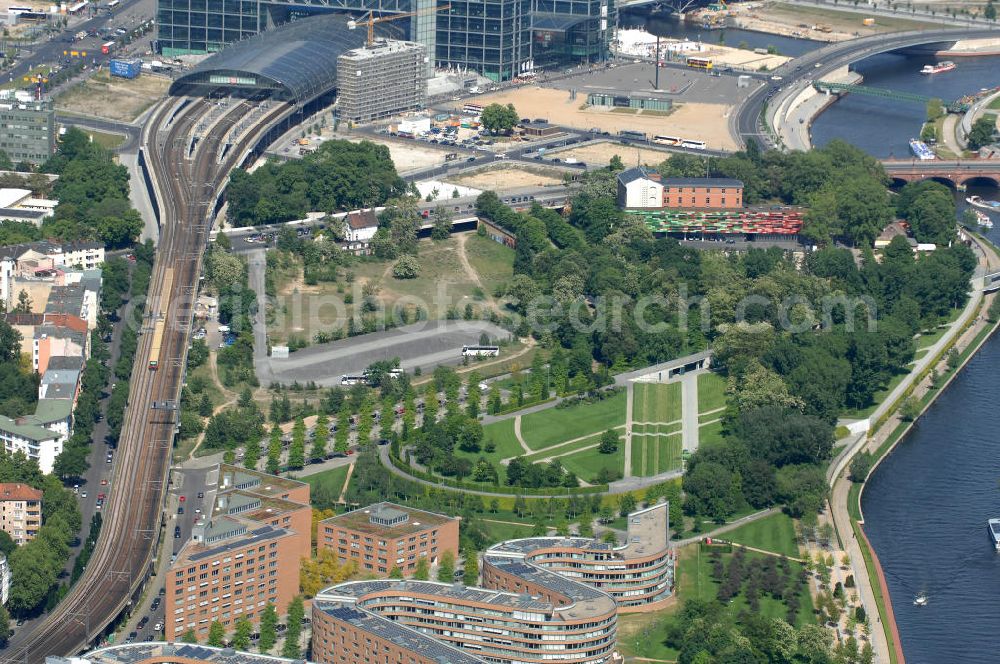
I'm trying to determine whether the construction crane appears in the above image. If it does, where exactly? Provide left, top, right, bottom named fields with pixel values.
left=349, top=3, right=451, bottom=46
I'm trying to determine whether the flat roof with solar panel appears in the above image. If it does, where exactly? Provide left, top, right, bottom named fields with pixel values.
left=49, top=643, right=309, bottom=664
left=314, top=602, right=486, bottom=664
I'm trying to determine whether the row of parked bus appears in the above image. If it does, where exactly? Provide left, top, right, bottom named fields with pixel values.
left=617, top=130, right=707, bottom=150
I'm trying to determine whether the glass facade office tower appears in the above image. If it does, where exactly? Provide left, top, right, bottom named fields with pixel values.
left=434, top=0, right=532, bottom=82
left=157, top=0, right=263, bottom=56
left=156, top=0, right=612, bottom=77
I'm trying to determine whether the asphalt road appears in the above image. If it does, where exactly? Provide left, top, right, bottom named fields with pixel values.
left=265, top=320, right=511, bottom=386
left=4, top=0, right=155, bottom=86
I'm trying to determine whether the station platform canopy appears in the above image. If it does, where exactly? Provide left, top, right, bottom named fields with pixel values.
left=169, top=14, right=395, bottom=104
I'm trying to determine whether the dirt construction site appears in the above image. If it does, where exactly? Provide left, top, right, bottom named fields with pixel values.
left=472, top=86, right=739, bottom=151
left=55, top=70, right=171, bottom=122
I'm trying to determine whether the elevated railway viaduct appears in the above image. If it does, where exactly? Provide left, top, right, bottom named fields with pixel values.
left=2, top=16, right=379, bottom=664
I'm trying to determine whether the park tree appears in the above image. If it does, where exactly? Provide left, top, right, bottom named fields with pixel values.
left=480, top=103, right=519, bottom=135
left=312, top=412, right=329, bottom=461
left=282, top=595, right=305, bottom=658
left=432, top=206, right=453, bottom=240
left=598, top=429, right=619, bottom=454
left=968, top=116, right=997, bottom=150
left=683, top=461, right=743, bottom=522
left=987, top=0, right=997, bottom=19
left=437, top=549, right=456, bottom=582
left=288, top=416, right=306, bottom=469
left=393, top=254, right=420, bottom=279
left=181, top=629, right=198, bottom=644
left=618, top=493, right=636, bottom=517
left=466, top=372, right=482, bottom=418
left=207, top=620, right=226, bottom=647
left=266, top=424, right=282, bottom=475
left=243, top=430, right=261, bottom=470
left=206, top=250, right=245, bottom=293
left=232, top=617, right=253, bottom=650
left=414, top=557, right=430, bottom=580
left=0, top=605, right=9, bottom=647
left=463, top=549, right=479, bottom=586
left=727, top=361, right=804, bottom=414
left=849, top=451, right=874, bottom=483
left=259, top=603, right=278, bottom=651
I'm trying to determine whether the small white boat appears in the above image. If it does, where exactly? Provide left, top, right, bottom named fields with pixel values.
left=967, top=195, right=1000, bottom=212
left=975, top=210, right=993, bottom=229
left=989, top=518, right=1000, bottom=551
left=914, top=593, right=929, bottom=606
left=920, top=61, right=955, bottom=74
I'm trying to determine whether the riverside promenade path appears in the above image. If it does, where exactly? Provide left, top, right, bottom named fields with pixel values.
left=827, top=230, right=995, bottom=664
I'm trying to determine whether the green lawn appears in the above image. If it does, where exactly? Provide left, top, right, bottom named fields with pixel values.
left=633, top=382, right=681, bottom=424
left=630, top=431, right=682, bottom=476
left=466, top=418, right=525, bottom=477
left=304, top=465, right=351, bottom=504
left=560, top=445, right=625, bottom=483
left=520, top=391, right=626, bottom=450
left=988, top=97, right=1000, bottom=111
left=915, top=324, right=949, bottom=349
left=723, top=512, right=801, bottom=559
left=698, top=420, right=725, bottom=447
left=85, top=129, right=125, bottom=150
left=678, top=544, right=815, bottom=628
left=480, top=419, right=524, bottom=456
left=522, top=432, right=606, bottom=463
left=464, top=234, right=515, bottom=295
left=697, top=371, right=728, bottom=414
left=616, top=611, right=680, bottom=662
left=479, top=519, right=535, bottom=543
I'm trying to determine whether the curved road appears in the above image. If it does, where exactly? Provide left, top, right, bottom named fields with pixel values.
left=732, top=27, right=1000, bottom=150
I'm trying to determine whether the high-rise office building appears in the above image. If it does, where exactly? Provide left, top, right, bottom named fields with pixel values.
left=155, top=0, right=613, bottom=80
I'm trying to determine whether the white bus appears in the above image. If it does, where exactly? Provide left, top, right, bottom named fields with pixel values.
left=107, top=0, right=120, bottom=9
left=463, top=345, right=500, bottom=358
left=681, top=139, right=707, bottom=150
left=653, top=135, right=681, bottom=146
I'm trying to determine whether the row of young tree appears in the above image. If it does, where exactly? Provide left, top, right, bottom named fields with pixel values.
left=180, top=598, right=304, bottom=657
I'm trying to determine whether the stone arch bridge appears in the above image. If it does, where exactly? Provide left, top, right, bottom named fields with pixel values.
left=881, top=160, right=1000, bottom=189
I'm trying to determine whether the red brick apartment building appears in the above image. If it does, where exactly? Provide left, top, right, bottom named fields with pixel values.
left=662, top=177, right=743, bottom=209
left=318, top=502, right=460, bottom=576
left=164, top=465, right=310, bottom=641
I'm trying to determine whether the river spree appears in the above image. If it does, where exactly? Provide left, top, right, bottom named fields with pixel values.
left=811, top=53, right=1000, bottom=158
left=861, top=333, right=1000, bottom=664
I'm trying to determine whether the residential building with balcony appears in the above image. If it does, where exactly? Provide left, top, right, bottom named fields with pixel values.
left=0, top=483, right=43, bottom=544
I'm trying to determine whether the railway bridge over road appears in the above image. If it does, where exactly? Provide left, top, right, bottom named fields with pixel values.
left=881, top=159, right=1000, bottom=188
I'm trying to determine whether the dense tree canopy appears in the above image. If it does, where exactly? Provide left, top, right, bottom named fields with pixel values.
left=40, top=128, right=142, bottom=247
left=226, top=140, right=405, bottom=226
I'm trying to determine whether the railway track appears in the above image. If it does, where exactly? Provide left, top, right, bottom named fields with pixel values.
left=3, top=93, right=291, bottom=664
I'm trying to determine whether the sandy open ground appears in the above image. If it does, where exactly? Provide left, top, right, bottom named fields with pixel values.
left=448, top=164, right=567, bottom=190
left=474, top=86, right=737, bottom=151
left=55, top=71, right=171, bottom=122
left=731, top=1, right=944, bottom=41
left=347, top=136, right=456, bottom=174
left=549, top=142, right=678, bottom=169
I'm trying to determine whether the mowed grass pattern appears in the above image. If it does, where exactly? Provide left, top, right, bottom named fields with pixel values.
left=697, top=372, right=728, bottom=414
left=723, top=512, right=801, bottom=559
left=520, top=391, right=626, bottom=450
left=630, top=383, right=682, bottom=476
left=633, top=382, right=681, bottom=423
left=630, top=431, right=682, bottom=477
